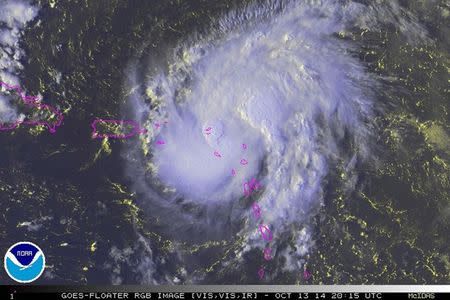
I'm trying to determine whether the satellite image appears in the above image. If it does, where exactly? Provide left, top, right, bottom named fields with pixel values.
left=0, top=0, right=449, bottom=285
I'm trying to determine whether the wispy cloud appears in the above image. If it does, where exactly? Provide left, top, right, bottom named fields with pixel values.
left=0, top=0, right=39, bottom=122
left=123, top=0, right=430, bottom=283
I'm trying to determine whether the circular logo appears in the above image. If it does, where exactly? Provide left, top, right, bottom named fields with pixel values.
left=4, top=241, right=45, bottom=283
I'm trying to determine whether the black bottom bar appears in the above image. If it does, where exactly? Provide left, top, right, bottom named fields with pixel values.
left=0, top=288, right=447, bottom=300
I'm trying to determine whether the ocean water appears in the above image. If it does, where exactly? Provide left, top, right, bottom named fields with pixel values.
left=0, top=0, right=448, bottom=284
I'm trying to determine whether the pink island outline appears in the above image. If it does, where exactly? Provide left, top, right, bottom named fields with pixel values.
left=90, top=119, right=147, bottom=139
left=0, top=81, right=64, bottom=133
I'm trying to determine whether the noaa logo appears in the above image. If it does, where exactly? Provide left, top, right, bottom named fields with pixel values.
left=4, top=241, right=45, bottom=283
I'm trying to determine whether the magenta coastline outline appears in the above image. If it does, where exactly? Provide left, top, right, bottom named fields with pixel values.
left=90, top=119, right=147, bottom=139
left=0, top=81, right=64, bottom=133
